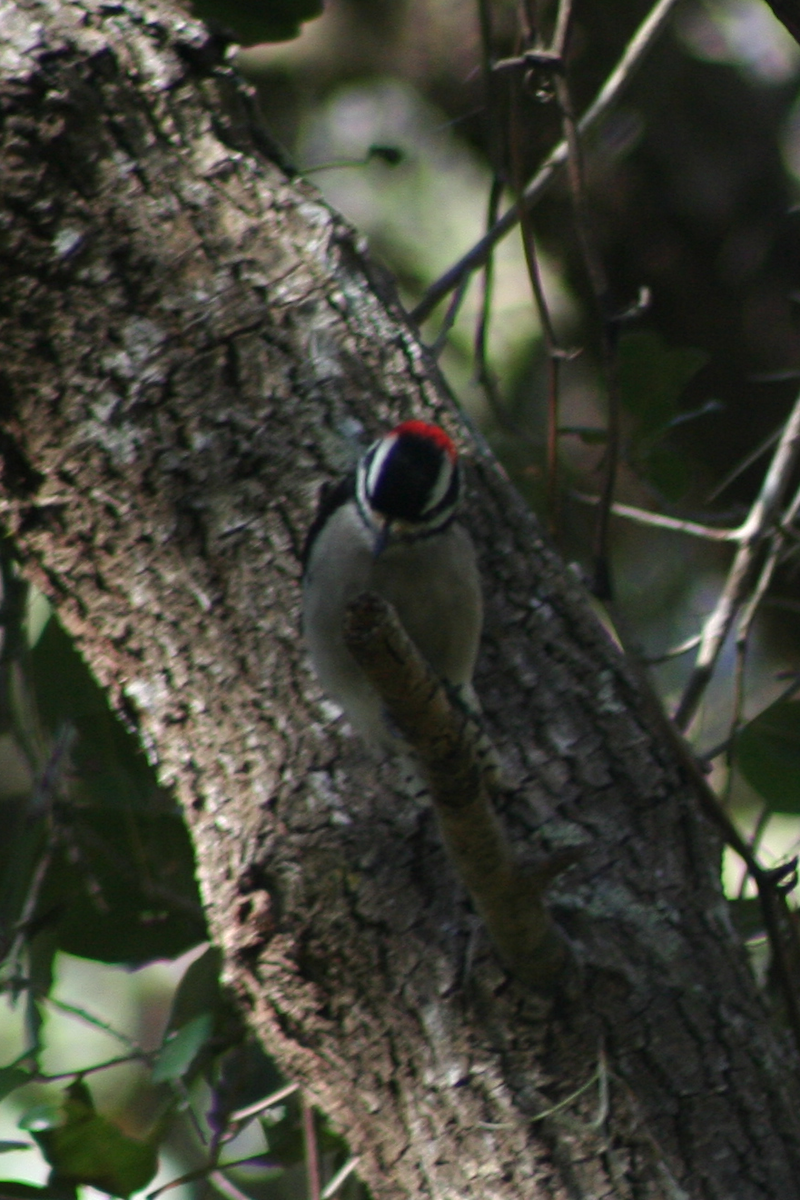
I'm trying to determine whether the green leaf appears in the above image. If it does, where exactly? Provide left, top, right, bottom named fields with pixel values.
left=366, top=145, right=404, bottom=166
left=30, top=620, right=169, bottom=815
left=642, top=443, right=691, bottom=502
left=618, top=331, right=708, bottom=439
left=20, top=617, right=206, bottom=966
left=737, top=700, right=800, bottom=813
left=0, top=796, right=50, bottom=950
left=18, top=1104, right=61, bottom=1133
left=29, top=811, right=204, bottom=967
left=31, top=1081, right=159, bottom=1199
left=23, top=996, right=44, bottom=1063
left=0, top=1182, right=69, bottom=1199
left=25, top=587, right=52, bottom=648
left=0, top=1068, right=31, bottom=1103
left=190, top=0, right=323, bottom=44
left=727, top=896, right=764, bottom=941
left=207, top=1040, right=285, bottom=1137
left=151, top=1013, right=214, bottom=1083
left=167, top=946, right=221, bottom=1030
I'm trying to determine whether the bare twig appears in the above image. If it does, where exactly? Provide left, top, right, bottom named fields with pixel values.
left=429, top=270, right=471, bottom=360
left=641, top=633, right=702, bottom=665
left=700, top=673, right=800, bottom=765
left=572, top=493, right=738, bottom=540
left=471, top=9, right=539, bottom=447
left=726, top=477, right=800, bottom=759
left=302, top=1095, right=321, bottom=1200
left=209, top=1171, right=255, bottom=1200
left=320, top=1158, right=359, bottom=1200
left=470, top=18, right=544, bottom=454
left=551, top=0, right=573, bottom=57
left=343, top=592, right=578, bottom=989
left=473, top=177, right=530, bottom=438
left=229, top=1082, right=300, bottom=1126
left=736, top=479, right=800, bottom=650
left=411, top=0, right=681, bottom=325
left=705, top=422, right=782, bottom=503
left=538, top=4, right=621, bottom=598
left=509, top=57, right=565, bottom=532
left=148, top=1157, right=270, bottom=1200
left=511, top=0, right=622, bottom=587
left=33, top=1053, right=145, bottom=1081
left=605, top=607, right=800, bottom=1055
left=530, top=1064, right=601, bottom=1125
left=29, top=721, right=77, bottom=818
left=2, top=722, right=77, bottom=967
left=477, top=0, right=504, bottom=180
left=473, top=177, right=502, bottom=370
left=471, top=6, right=533, bottom=442
left=46, top=993, right=140, bottom=1049
left=674, top=390, right=800, bottom=733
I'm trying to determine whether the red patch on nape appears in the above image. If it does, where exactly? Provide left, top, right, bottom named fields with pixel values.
left=392, top=420, right=457, bottom=461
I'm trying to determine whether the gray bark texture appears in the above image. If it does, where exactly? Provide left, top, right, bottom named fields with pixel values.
left=1, top=1, right=800, bottom=1197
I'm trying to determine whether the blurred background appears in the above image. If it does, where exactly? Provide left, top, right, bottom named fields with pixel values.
left=3, top=1, right=800, bottom=1197
left=239, top=0, right=800, bottom=744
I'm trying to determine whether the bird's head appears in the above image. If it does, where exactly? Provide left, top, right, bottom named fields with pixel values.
left=356, top=421, right=461, bottom=552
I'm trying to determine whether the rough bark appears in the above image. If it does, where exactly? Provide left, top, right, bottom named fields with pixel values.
left=1, top=1, right=799, bottom=1197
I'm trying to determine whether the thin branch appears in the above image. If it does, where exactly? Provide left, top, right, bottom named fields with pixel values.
left=509, top=56, right=565, bottom=533
left=551, top=0, right=573, bottom=57
left=473, top=177, right=532, bottom=441
left=700, top=673, right=800, bottom=765
left=572, top=493, right=739, bottom=540
left=470, top=5, right=536, bottom=445
left=33, top=1052, right=146, bottom=1081
left=148, top=1157, right=271, bottom=1200
left=301, top=1095, right=321, bottom=1200
left=2, top=721, right=77, bottom=967
left=674, top=390, right=800, bottom=733
left=28, top=721, right=77, bottom=818
left=641, top=633, right=702, bottom=665
left=727, top=477, right=800, bottom=759
left=429, top=270, right=471, bottom=360
left=411, top=0, right=681, bottom=325
left=471, top=9, right=540, bottom=450
left=542, top=11, right=620, bottom=598
left=605, top=610, right=800, bottom=1055
left=209, top=1171, right=255, bottom=1200
left=530, top=1065, right=601, bottom=1125
left=477, top=0, right=505, bottom=181
left=705, top=422, right=782, bottom=503
left=473, top=176, right=503, bottom=366
left=46, top=993, right=141, bottom=1049
left=320, top=1158, right=359, bottom=1200
left=229, top=1082, right=300, bottom=1125
left=736, top=478, right=800, bottom=646
left=344, top=592, right=579, bottom=990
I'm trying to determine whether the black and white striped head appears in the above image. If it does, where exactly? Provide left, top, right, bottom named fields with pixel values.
left=356, top=421, right=461, bottom=550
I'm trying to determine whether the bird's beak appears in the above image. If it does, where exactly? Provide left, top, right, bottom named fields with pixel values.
left=372, top=520, right=391, bottom=557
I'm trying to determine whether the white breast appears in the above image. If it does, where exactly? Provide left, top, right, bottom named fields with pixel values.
left=302, top=499, right=482, bottom=747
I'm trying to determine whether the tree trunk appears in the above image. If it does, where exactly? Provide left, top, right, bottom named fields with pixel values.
left=1, top=1, right=799, bottom=1197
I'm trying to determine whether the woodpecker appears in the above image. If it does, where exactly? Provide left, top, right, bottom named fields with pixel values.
left=302, top=420, right=483, bottom=747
